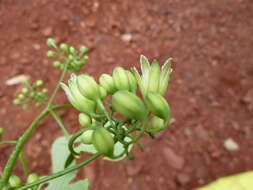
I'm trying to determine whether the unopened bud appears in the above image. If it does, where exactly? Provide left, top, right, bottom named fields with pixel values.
left=126, top=71, right=137, bottom=93
left=78, top=113, right=92, bottom=127
left=9, top=175, right=22, bottom=188
left=60, top=43, right=69, bottom=52
left=46, top=38, right=57, bottom=48
left=113, top=67, right=130, bottom=91
left=145, top=92, right=170, bottom=121
left=99, top=86, right=107, bottom=100
left=35, top=80, right=43, bottom=87
left=27, top=173, right=39, bottom=184
left=47, top=50, right=56, bottom=58
left=69, top=46, right=76, bottom=54
left=81, top=130, right=93, bottom=144
left=99, top=74, right=116, bottom=94
left=77, top=74, right=100, bottom=100
left=112, top=90, right=147, bottom=121
left=79, top=46, right=88, bottom=54
left=53, top=61, right=61, bottom=68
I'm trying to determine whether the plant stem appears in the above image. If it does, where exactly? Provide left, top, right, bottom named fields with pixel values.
left=0, top=141, right=17, bottom=146
left=96, top=100, right=112, bottom=124
left=0, top=109, right=49, bottom=189
left=0, top=104, right=71, bottom=190
left=19, top=152, right=29, bottom=177
left=46, top=62, right=68, bottom=108
left=49, top=110, right=69, bottom=137
left=51, top=104, right=71, bottom=110
left=16, top=153, right=101, bottom=190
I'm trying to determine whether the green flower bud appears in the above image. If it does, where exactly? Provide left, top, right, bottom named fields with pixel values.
left=77, top=74, right=100, bottom=100
left=21, top=88, right=29, bottom=95
left=80, top=46, right=88, bottom=54
left=81, top=130, right=93, bottom=144
left=68, top=55, right=74, bottom=61
left=13, top=99, right=21, bottom=105
left=83, top=55, right=89, bottom=61
left=35, top=80, right=43, bottom=87
left=145, top=92, right=170, bottom=121
left=69, top=46, right=76, bottom=54
left=113, top=67, right=130, bottom=91
left=78, top=113, right=92, bottom=127
left=112, top=90, right=147, bottom=121
left=60, top=43, right=69, bottom=52
left=147, top=60, right=160, bottom=93
left=92, top=127, right=114, bottom=156
left=47, top=50, right=56, bottom=58
left=18, top=93, right=25, bottom=100
left=53, top=61, right=61, bottom=68
left=99, top=86, right=107, bottom=100
left=126, top=71, right=137, bottom=93
left=46, top=38, right=57, bottom=48
left=61, top=75, right=96, bottom=115
left=9, top=175, right=22, bottom=188
left=27, top=173, right=39, bottom=184
left=99, top=74, right=116, bottom=94
left=42, top=88, right=48, bottom=94
left=149, top=116, right=165, bottom=135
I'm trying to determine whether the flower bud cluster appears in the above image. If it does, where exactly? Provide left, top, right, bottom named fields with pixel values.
left=8, top=173, right=39, bottom=188
left=64, top=55, right=173, bottom=159
left=13, top=79, right=48, bottom=110
left=46, top=38, right=89, bottom=73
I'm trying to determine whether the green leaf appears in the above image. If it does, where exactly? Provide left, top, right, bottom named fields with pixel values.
left=197, top=171, right=253, bottom=190
left=45, top=137, right=89, bottom=190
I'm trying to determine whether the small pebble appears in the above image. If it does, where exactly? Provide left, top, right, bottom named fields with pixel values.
left=224, top=138, right=239, bottom=151
left=121, top=33, right=132, bottom=42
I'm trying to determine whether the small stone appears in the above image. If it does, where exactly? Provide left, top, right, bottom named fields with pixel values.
left=121, top=33, right=132, bottom=42
left=5, top=75, right=29, bottom=86
left=163, top=147, right=185, bottom=170
left=42, top=27, right=53, bottom=37
left=126, top=163, right=142, bottom=176
left=224, top=138, right=239, bottom=151
left=176, top=173, right=190, bottom=185
left=33, top=44, right=41, bottom=50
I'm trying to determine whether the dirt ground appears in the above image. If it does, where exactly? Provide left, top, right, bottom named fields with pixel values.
left=1, top=0, right=253, bottom=189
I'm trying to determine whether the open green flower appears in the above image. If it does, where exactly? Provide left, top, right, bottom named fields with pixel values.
left=132, top=55, right=173, bottom=98
left=61, top=74, right=96, bottom=115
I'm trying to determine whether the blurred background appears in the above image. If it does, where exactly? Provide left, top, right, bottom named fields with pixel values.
left=0, top=0, right=253, bottom=189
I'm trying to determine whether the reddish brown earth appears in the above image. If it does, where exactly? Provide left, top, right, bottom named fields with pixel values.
left=1, top=0, right=253, bottom=189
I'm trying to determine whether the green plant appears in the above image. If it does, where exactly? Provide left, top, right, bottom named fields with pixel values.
left=0, top=38, right=173, bottom=190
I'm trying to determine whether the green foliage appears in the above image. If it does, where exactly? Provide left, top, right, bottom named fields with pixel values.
left=45, top=137, right=89, bottom=190
left=197, top=171, right=253, bottom=190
